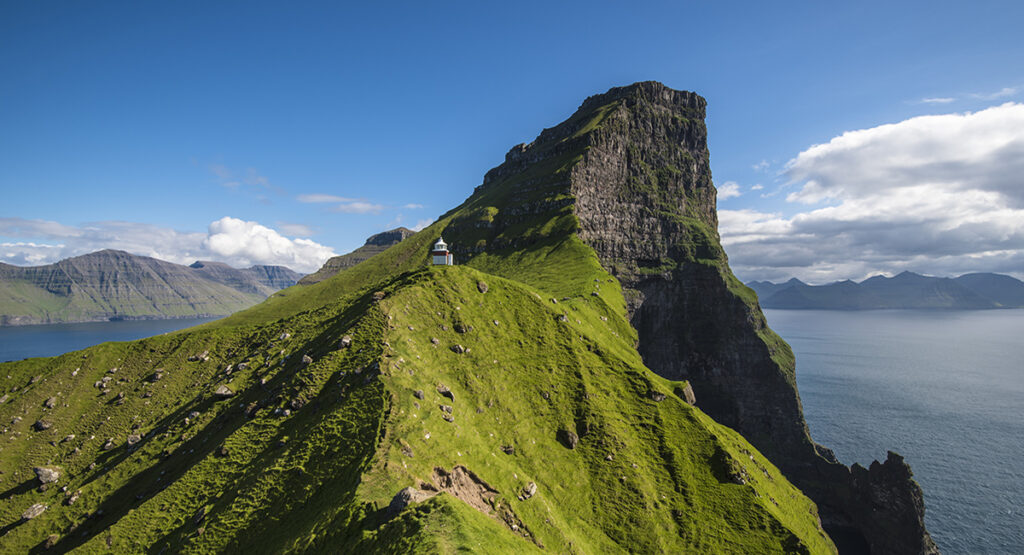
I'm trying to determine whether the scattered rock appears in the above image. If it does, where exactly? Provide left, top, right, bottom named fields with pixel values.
left=217, top=445, right=229, bottom=457
left=301, top=354, right=313, bottom=365
left=540, top=390, right=551, bottom=400
left=0, top=394, right=8, bottom=404
left=557, top=429, right=579, bottom=449
left=557, top=314, right=568, bottom=322
left=34, top=466, right=60, bottom=484
left=61, top=434, right=75, bottom=443
left=338, top=335, right=353, bottom=349
left=289, top=398, right=305, bottom=410
left=501, top=445, right=516, bottom=455
left=413, top=390, right=424, bottom=400
left=439, top=404, right=453, bottom=413
left=279, top=332, right=291, bottom=340
left=675, top=383, right=697, bottom=405
left=441, top=413, right=454, bottom=423
left=214, top=385, right=235, bottom=399
left=33, top=419, right=52, bottom=431
left=521, top=481, right=537, bottom=500
left=387, top=487, right=435, bottom=517
left=372, top=291, right=386, bottom=302
left=22, top=503, right=47, bottom=520
left=450, top=344, right=466, bottom=354
left=44, top=396, right=57, bottom=409
left=237, top=363, right=249, bottom=371
left=605, top=454, right=614, bottom=461
left=126, top=434, right=142, bottom=447
left=102, top=438, right=116, bottom=450
left=65, top=490, right=81, bottom=505
left=477, top=280, right=489, bottom=293
left=437, top=384, right=455, bottom=401
left=149, top=370, right=164, bottom=382
left=30, top=375, right=43, bottom=384
left=649, top=391, right=666, bottom=402
left=244, top=402, right=260, bottom=418
left=430, top=337, right=440, bottom=345
left=44, top=534, right=59, bottom=549
left=454, top=323, right=473, bottom=334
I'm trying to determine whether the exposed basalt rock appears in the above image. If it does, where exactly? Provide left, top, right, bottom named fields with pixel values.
left=463, top=81, right=936, bottom=554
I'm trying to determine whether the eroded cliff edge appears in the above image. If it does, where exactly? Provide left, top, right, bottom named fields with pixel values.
left=476, top=81, right=938, bottom=554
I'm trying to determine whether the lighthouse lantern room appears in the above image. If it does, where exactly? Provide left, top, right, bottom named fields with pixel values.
left=432, top=237, right=454, bottom=266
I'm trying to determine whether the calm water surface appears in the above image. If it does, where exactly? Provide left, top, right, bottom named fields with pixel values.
left=765, top=309, right=1024, bottom=554
left=0, top=318, right=218, bottom=362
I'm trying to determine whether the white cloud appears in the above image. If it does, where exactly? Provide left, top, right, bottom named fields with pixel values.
left=751, top=184, right=764, bottom=191
left=297, top=193, right=355, bottom=203
left=202, top=217, right=335, bottom=272
left=718, top=181, right=742, bottom=200
left=331, top=201, right=385, bottom=214
left=752, top=159, right=770, bottom=172
left=0, top=216, right=335, bottom=273
left=276, top=222, right=315, bottom=237
left=403, top=203, right=424, bottom=209
left=971, top=87, right=1017, bottom=100
left=722, top=103, right=1024, bottom=282
left=921, top=97, right=955, bottom=104
left=411, top=219, right=433, bottom=232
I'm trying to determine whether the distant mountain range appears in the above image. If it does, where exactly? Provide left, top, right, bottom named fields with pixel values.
left=0, top=250, right=301, bottom=326
left=748, top=271, right=1024, bottom=309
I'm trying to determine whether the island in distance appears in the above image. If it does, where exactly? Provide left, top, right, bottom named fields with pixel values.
left=749, top=271, right=1024, bottom=309
left=0, top=249, right=301, bottom=326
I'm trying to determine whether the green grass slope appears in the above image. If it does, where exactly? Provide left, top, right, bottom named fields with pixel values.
left=0, top=262, right=834, bottom=553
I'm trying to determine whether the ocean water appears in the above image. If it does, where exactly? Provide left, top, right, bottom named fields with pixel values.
left=0, top=318, right=218, bottom=363
left=765, top=309, right=1024, bottom=554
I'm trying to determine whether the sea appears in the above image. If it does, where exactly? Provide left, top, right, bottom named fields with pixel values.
left=0, top=318, right=218, bottom=363
left=765, top=309, right=1024, bottom=554
left=1, top=311, right=1020, bottom=552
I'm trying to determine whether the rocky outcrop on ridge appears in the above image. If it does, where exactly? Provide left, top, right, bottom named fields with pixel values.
left=299, top=227, right=414, bottom=284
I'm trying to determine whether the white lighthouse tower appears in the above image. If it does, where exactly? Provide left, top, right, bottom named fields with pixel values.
left=432, top=237, right=454, bottom=266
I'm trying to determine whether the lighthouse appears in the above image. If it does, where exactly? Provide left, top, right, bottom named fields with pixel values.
left=432, top=237, right=454, bottom=266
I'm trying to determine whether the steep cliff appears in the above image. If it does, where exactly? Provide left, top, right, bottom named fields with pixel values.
left=468, top=81, right=937, bottom=554
left=299, top=227, right=414, bottom=285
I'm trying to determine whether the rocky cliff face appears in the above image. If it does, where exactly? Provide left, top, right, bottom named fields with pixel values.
left=466, top=82, right=937, bottom=554
left=299, top=227, right=414, bottom=285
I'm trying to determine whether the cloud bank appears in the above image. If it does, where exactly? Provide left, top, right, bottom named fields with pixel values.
left=0, top=216, right=336, bottom=273
left=721, top=103, right=1024, bottom=283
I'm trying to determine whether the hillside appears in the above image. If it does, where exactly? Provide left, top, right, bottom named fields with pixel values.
left=750, top=271, right=1024, bottom=309
left=299, top=228, right=414, bottom=285
left=0, top=82, right=934, bottom=553
left=0, top=250, right=300, bottom=326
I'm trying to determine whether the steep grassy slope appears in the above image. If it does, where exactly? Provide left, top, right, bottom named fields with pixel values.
left=0, top=251, right=273, bottom=326
left=0, top=262, right=834, bottom=553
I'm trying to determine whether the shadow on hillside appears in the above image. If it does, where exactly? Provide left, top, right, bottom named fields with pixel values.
left=0, top=477, right=36, bottom=501
left=40, top=287, right=383, bottom=553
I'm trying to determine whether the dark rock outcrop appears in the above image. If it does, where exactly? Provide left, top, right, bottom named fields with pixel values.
left=299, top=227, right=414, bottom=284
left=460, top=81, right=937, bottom=554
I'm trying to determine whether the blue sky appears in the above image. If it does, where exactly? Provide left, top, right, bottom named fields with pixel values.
left=2, top=1, right=1022, bottom=279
